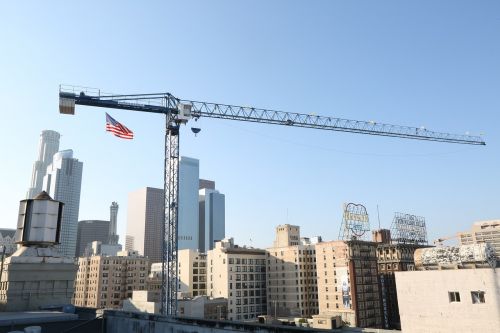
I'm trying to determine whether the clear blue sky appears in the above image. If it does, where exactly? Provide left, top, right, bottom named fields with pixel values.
left=0, top=1, right=498, bottom=248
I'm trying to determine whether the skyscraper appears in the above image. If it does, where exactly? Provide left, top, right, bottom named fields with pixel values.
left=125, top=187, right=164, bottom=262
left=109, top=201, right=119, bottom=245
left=27, top=130, right=60, bottom=199
left=199, top=179, right=215, bottom=190
left=43, top=149, right=83, bottom=257
left=198, top=188, right=225, bottom=252
left=178, top=156, right=200, bottom=250
left=75, top=220, right=110, bottom=257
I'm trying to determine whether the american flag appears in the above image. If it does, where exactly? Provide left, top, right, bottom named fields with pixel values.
left=105, top=113, right=134, bottom=139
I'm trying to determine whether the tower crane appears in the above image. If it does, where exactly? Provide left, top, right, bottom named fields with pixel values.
left=58, top=85, right=485, bottom=316
left=434, top=234, right=459, bottom=246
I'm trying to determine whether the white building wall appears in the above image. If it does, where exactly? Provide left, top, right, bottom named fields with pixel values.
left=396, top=269, right=500, bottom=333
left=43, top=150, right=83, bottom=257
left=178, top=249, right=207, bottom=297
left=179, top=157, right=199, bottom=250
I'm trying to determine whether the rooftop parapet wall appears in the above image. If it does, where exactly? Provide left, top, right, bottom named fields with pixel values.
left=414, top=243, right=496, bottom=269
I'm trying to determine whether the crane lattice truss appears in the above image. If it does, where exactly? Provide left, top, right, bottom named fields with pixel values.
left=58, top=85, right=484, bottom=316
left=390, top=212, right=428, bottom=245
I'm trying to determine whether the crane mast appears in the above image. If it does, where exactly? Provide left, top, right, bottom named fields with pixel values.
left=58, top=85, right=485, bottom=316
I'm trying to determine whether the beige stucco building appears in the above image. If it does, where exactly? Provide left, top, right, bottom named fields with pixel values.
left=273, top=224, right=300, bottom=247
left=73, top=250, right=149, bottom=309
left=178, top=249, right=207, bottom=297
left=458, top=220, right=500, bottom=265
left=266, top=224, right=319, bottom=318
left=396, top=268, right=500, bottom=333
left=315, top=240, right=382, bottom=328
left=207, top=238, right=267, bottom=321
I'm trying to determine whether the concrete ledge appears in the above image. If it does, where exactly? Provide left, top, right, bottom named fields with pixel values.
left=0, top=311, right=78, bottom=327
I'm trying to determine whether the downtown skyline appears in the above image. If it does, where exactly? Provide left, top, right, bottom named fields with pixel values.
left=0, top=1, right=498, bottom=249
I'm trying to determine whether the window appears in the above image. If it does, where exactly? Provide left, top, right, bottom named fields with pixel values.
left=471, top=291, right=485, bottom=304
left=448, top=291, right=461, bottom=302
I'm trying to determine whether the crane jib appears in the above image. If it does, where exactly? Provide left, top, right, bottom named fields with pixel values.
left=58, top=91, right=485, bottom=145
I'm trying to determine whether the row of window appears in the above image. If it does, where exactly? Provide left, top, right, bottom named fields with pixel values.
left=448, top=291, right=486, bottom=304
left=226, top=282, right=267, bottom=289
left=227, top=258, right=266, bottom=265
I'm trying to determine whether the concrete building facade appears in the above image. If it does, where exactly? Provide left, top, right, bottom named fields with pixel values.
left=178, top=249, right=208, bottom=297
left=375, top=241, right=426, bottom=329
left=73, top=251, right=149, bottom=309
left=27, top=130, right=60, bottom=199
left=396, top=268, right=500, bottom=333
left=315, top=240, right=382, bottom=328
left=125, top=187, right=164, bottom=262
left=76, top=220, right=110, bottom=257
left=42, top=149, right=83, bottom=257
left=87, top=241, right=122, bottom=256
left=0, top=192, right=77, bottom=312
left=198, top=188, right=225, bottom=252
left=274, top=225, right=300, bottom=247
left=178, top=296, right=228, bottom=320
left=266, top=225, right=319, bottom=318
left=207, top=238, right=267, bottom=321
left=458, top=220, right=500, bottom=265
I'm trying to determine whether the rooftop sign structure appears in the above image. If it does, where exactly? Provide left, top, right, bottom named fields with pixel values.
left=339, top=203, right=370, bottom=241
left=390, top=212, right=428, bottom=245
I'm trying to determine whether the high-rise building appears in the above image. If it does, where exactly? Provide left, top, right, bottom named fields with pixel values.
left=457, top=220, right=500, bottom=265
left=179, top=157, right=200, bottom=250
left=75, top=220, right=110, bottom=257
left=178, top=249, right=208, bottom=297
left=73, top=250, right=149, bottom=309
left=198, top=188, right=225, bottom=252
left=372, top=229, right=429, bottom=330
left=125, top=187, right=164, bottom=262
left=199, top=179, right=215, bottom=190
left=109, top=202, right=119, bottom=245
left=26, top=130, right=60, bottom=199
left=266, top=225, right=319, bottom=318
left=315, top=240, right=382, bottom=328
left=42, top=149, right=83, bottom=257
left=207, top=238, right=267, bottom=321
